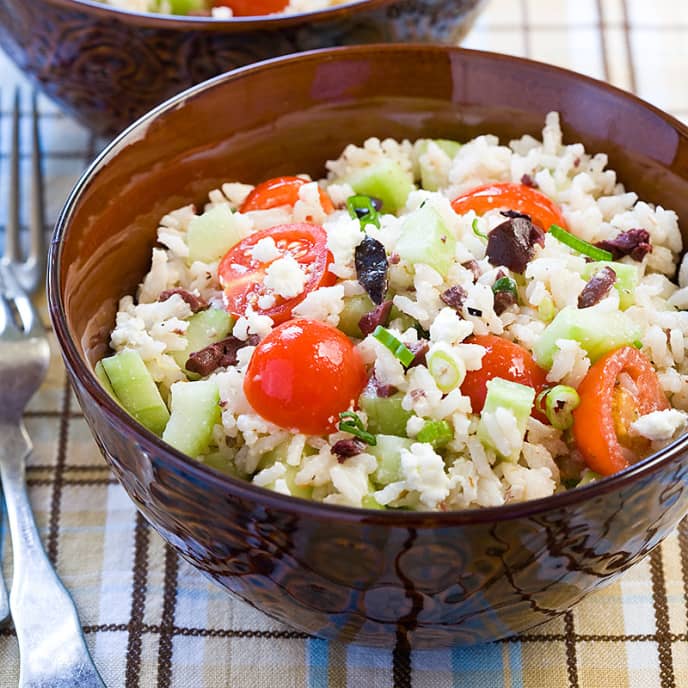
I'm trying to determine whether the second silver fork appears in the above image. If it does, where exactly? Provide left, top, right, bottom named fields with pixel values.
left=0, top=90, right=104, bottom=687
left=0, top=89, right=45, bottom=625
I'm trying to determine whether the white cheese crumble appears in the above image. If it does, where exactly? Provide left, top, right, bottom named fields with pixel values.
left=400, top=443, right=451, bottom=509
left=250, top=237, right=282, bottom=263
left=263, top=255, right=308, bottom=299
left=631, top=409, right=688, bottom=441
left=292, top=285, right=345, bottom=326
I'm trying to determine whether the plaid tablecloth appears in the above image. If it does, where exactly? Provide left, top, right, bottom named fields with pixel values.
left=1, top=0, right=688, bottom=686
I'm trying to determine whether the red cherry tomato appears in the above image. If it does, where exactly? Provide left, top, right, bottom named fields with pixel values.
left=573, top=346, right=669, bottom=476
left=461, top=334, right=548, bottom=419
left=241, top=176, right=335, bottom=216
left=218, top=223, right=335, bottom=325
left=451, top=182, right=568, bottom=232
left=244, top=319, right=368, bottom=434
left=211, top=0, right=288, bottom=16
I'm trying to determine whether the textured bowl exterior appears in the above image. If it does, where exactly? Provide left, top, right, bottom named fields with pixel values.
left=0, top=0, right=485, bottom=135
left=49, top=46, right=688, bottom=648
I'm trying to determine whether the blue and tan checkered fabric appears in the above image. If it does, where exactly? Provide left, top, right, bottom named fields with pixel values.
left=1, top=1, right=688, bottom=685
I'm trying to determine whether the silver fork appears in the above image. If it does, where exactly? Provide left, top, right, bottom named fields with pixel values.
left=0, top=90, right=105, bottom=688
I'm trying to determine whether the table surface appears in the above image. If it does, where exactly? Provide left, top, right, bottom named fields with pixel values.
left=1, top=0, right=688, bottom=686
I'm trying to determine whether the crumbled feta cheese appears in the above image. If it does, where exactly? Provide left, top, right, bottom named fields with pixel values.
left=232, top=307, right=274, bottom=341
left=257, top=293, right=276, bottom=310
left=263, top=255, right=308, bottom=298
left=631, top=409, right=688, bottom=441
left=251, top=237, right=282, bottom=263
left=292, top=285, right=345, bottom=326
left=429, top=307, right=473, bottom=343
left=401, top=443, right=450, bottom=509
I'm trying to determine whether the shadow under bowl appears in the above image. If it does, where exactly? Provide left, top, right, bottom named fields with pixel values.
left=48, top=44, right=688, bottom=648
left=0, top=0, right=486, bottom=136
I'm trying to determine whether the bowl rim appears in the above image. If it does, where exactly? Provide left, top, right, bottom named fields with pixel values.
left=44, top=0, right=390, bottom=29
left=48, top=43, right=688, bottom=526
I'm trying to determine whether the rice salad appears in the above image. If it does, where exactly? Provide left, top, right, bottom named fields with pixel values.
left=98, top=0, right=350, bottom=17
left=98, top=112, right=688, bottom=511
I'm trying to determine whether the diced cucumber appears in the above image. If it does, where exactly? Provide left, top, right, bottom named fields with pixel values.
left=416, top=419, right=453, bottom=449
left=201, top=451, right=240, bottom=478
left=163, top=0, right=205, bottom=13
left=94, top=360, right=119, bottom=404
left=187, top=205, right=245, bottom=264
left=162, top=380, right=221, bottom=457
left=417, top=139, right=462, bottom=191
left=257, top=444, right=313, bottom=499
left=359, top=392, right=413, bottom=437
left=101, top=349, right=170, bottom=435
left=369, top=435, right=412, bottom=486
left=338, top=294, right=375, bottom=338
left=172, top=308, right=234, bottom=377
left=343, top=158, right=414, bottom=213
left=388, top=304, right=418, bottom=333
left=396, top=203, right=456, bottom=277
left=477, top=378, right=535, bottom=461
left=582, top=261, right=639, bottom=310
left=362, top=493, right=385, bottom=510
left=533, top=305, right=642, bottom=369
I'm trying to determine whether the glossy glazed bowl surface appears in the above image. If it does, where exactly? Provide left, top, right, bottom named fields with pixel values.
left=0, top=0, right=486, bottom=136
left=49, top=45, right=688, bottom=648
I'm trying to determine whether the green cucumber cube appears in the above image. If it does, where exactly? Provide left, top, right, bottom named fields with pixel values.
left=94, top=359, right=119, bottom=404
left=533, top=305, right=642, bottom=369
left=187, top=205, right=245, bottom=265
left=338, top=294, right=375, bottom=338
left=164, top=0, right=206, bottom=13
left=172, top=308, right=234, bottom=376
left=582, top=261, right=639, bottom=310
left=162, top=380, right=221, bottom=457
left=100, top=349, right=170, bottom=435
left=396, top=203, right=456, bottom=277
left=369, top=434, right=412, bottom=486
left=344, top=158, right=414, bottom=213
left=359, top=392, right=413, bottom=437
left=201, top=451, right=240, bottom=478
left=477, top=378, right=535, bottom=461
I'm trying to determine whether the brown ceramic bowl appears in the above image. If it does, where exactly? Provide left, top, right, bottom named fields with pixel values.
left=48, top=45, right=688, bottom=648
left=0, top=0, right=486, bottom=136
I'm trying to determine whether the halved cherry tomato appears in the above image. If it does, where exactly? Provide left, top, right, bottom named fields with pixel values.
left=218, top=223, right=335, bottom=325
left=572, top=346, right=669, bottom=476
left=241, top=176, right=335, bottom=215
left=451, top=182, right=568, bottom=232
left=244, top=319, right=368, bottom=434
left=211, top=0, right=288, bottom=16
left=461, top=334, right=548, bottom=420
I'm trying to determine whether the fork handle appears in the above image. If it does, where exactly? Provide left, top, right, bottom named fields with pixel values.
left=0, top=422, right=105, bottom=688
left=0, top=504, right=8, bottom=624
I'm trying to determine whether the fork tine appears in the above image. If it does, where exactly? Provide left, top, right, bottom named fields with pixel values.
left=27, top=90, right=45, bottom=288
left=0, top=270, right=22, bottom=338
left=5, top=88, right=21, bottom=264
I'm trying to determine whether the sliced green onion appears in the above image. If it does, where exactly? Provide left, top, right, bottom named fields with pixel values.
left=427, top=347, right=466, bottom=393
left=549, top=224, right=613, bottom=261
left=536, top=384, right=580, bottom=430
left=347, top=194, right=380, bottom=230
left=472, top=217, right=487, bottom=240
left=372, top=326, right=415, bottom=367
left=416, top=419, right=453, bottom=449
left=338, top=411, right=376, bottom=445
left=492, top=276, right=518, bottom=299
left=633, top=339, right=643, bottom=349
